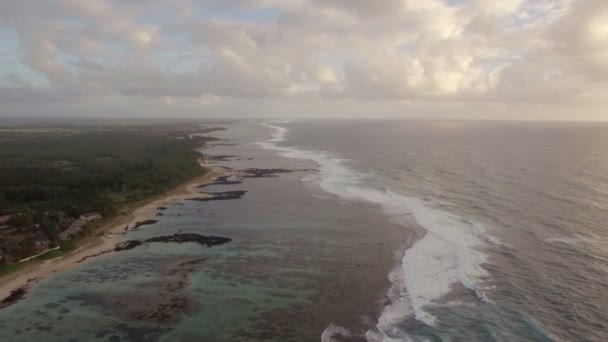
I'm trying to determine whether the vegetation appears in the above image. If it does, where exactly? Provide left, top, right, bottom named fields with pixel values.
left=0, top=122, right=220, bottom=268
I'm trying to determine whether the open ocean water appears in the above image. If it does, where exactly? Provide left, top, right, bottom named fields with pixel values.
left=0, top=120, right=607, bottom=341
left=274, top=120, right=608, bottom=342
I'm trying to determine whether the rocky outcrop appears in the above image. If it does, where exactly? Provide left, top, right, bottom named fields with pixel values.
left=0, top=286, right=28, bottom=309
left=240, top=168, right=294, bottom=178
left=145, top=234, right=231, bottom=247
left=113, top=240, right=144, bottom=251
left=188, top=191, right=247, bottom=201
left=131, top=220, right=158, bottom=230
left=76, top=233, right=231, bottom=263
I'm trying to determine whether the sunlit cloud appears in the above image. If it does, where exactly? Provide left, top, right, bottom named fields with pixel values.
left=0, top=0, right=606, bottom=119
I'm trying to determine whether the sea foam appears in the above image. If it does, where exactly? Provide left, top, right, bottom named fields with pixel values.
left=258, top=123, right=496, bottom=340
left=321, top=324, right=352, bottom=342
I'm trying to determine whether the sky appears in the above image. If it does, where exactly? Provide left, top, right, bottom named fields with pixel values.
left=0, top=0, right=607, bottom=120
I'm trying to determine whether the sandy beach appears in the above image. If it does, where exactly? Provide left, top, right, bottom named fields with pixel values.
left=0, top=161, right=226, bottom=301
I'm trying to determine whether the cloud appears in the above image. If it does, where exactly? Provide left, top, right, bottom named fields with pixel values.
left=0, top=0, right=606, bottom=119
left=548, top=0, right=608, bottom=81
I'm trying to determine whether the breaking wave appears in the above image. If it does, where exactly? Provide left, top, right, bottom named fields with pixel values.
left=258, top=123, right=498, bottom=341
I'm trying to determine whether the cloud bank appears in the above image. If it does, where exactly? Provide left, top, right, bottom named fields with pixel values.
left=0, top=0, right=607, bottom=119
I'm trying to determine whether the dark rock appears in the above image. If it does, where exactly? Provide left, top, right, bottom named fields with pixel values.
left=113, top=240, right=144, bottom=252
left=177, top=258, right=207, bottom=268
left=0, top=286, right=28, bottom=309
left=145, top=233, right=231, bottom=247
left=188, top=190, right=247, bottom=201
left=113, top=323, right=171, bottom=341
left=76, top=240, right=144, bottom=263
left=0, top=287, right=27, bottom=308
left=132, top=220, right=158, bottom=230
left=240, top=168, right=294, bottom=178
left=206, top=155, right=236, bottom=162
left=78, top=234, right=229, bottom=263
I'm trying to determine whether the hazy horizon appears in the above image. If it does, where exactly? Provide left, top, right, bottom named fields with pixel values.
left=3, top=116, right=608, bottom=124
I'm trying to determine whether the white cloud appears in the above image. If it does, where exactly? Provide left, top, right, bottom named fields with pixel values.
left=0, top=0, right=606, bottom=119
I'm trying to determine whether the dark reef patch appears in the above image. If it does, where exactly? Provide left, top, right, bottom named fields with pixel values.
left=67, top=257, right=209, bottom=334
left=206, top=155, right=236, bottom=162
left=0, top=286, right=28, bottom=309
left=114, top=240, right=144, bottom=251
left=131, top=220, right=158, bottom=230
left=112, top=322, right=172, bottom=340
left=125, top=258, right=207, bottom=324
left=240, top=168, right=294, bottom=178
left=188, top=190, right=247, bottom=201
left=145, top=234, right=231, bottom=247
left=76, top=234, right=230, bottom=263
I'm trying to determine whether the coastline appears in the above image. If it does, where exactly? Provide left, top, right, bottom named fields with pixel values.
left=0, top=160, right=226, bottom=302
left=1, top=122, right=424, bottom=340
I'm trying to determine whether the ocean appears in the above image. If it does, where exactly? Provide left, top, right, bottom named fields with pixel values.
left=1, top=120, right=607, bottom=341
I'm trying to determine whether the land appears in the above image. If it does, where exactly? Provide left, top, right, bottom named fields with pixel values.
left=0, top=159, right=228, bottom=303
left=0, top=121, right=227, bottom=301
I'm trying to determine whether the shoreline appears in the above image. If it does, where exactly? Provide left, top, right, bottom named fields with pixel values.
left=0, top=160, right=226, bottom=302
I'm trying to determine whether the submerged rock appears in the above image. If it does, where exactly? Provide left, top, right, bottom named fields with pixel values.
left=124, top=257, right=209, bottom=324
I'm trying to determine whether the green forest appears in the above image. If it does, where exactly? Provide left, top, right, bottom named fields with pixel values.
left=0, top=123, right=218, bottom=254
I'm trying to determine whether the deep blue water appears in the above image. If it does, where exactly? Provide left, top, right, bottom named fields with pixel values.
left=278, top=120, right=608, bottom=342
